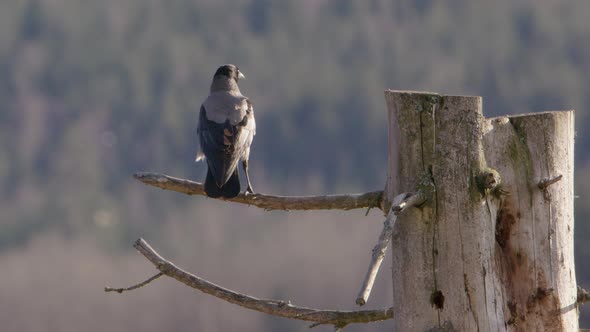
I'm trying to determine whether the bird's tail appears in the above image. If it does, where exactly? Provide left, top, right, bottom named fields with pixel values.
left=204, top=168, right=241, bottom=198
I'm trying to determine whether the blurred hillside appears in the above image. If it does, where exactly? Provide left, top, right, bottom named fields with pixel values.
left=1, top=0, right=590, bottom=331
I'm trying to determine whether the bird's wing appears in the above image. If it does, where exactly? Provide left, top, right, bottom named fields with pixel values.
left=198, top=102, right=254, bottom=187
left=233, top=99, right=256, bottom=162
left=195, top=110, right=206, bottom=162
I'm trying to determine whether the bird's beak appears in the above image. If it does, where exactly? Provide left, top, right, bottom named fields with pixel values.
left=238, top=71, right=246, bottom=79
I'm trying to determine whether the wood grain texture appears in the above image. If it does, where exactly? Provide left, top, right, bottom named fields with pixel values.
left=484, top=110, right=577, bottom=331
left=385, top=90, right=441, bottom=331
left=385, top=90, right=577, bottom=331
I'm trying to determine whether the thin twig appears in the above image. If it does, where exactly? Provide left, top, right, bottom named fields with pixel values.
left=356, top=192, right=425, bottom=306
left=127, top=238, right=393, bottom=328
left=134, top=172, right=384, bottom=212
left=105, top=272, right=164, bottom=293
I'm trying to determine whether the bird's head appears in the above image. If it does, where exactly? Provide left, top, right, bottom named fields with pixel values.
left=211, top=64, right=245, bottom=92
left=214, top=64, right=245, bottom=81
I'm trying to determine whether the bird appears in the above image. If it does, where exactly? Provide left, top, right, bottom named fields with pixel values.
left=195, top=64, right=256, bottom=198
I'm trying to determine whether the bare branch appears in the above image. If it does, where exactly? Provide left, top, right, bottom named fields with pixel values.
left=356, top=209, right=397, bottom=307
left=134, top=172, right=384, bottom=212
left=104, top=273, right=164, bottom=293
left=356, top=192, right=425, bottom=306
left=128, top=238, right=393, bottom=328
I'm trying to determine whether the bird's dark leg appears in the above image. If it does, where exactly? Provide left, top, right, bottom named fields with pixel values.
left=242, top=160, right=254, bottom=194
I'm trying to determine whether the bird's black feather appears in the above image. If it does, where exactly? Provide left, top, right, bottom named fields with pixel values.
left=198, top=105, right=247, bottom=198
left=204, top=167, right=240, bottom=198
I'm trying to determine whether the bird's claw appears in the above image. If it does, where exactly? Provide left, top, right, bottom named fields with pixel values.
left=244, top=186, right=254, bottom=196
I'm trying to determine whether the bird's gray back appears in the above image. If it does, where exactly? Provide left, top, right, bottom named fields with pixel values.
left=202, top=91, right=250, bottom=125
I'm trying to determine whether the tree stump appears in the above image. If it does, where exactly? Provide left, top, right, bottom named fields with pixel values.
left=384, top=90, right=577, bottom=331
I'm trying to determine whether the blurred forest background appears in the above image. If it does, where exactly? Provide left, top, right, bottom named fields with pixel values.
left=1, top=0, right=590, bottom=331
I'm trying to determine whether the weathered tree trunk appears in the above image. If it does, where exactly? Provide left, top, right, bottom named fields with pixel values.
left=384, top=90, right=577, bottom=331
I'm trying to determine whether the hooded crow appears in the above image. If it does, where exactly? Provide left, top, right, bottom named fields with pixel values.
left=195, top=64, right=255, bottom=198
